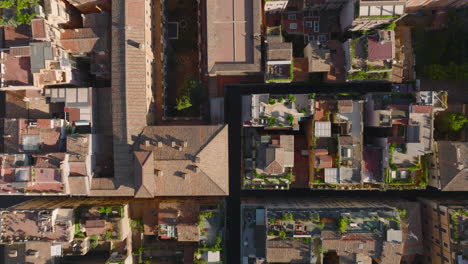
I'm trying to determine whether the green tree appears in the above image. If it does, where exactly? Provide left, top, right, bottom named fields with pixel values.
left=385, top=22, right=396, bottom=30
left=278, top=231, right=287, bottom=239
left=0, top=0, right=14, bottom=8
left=268, top=116, right=277, bottom=127
left=287, top=114, right=294, bottom=124
left=436, top=112, right=468, bottom=133
left=175, top=96, right=192, bottom=110
left=337, top=217, right=349, bottom=233
left=175, top=77, right=203, bottom=111
left=288, top=94, right=296, bottom=103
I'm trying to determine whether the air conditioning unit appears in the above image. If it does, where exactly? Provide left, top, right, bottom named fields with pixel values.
left=28, top=121, right=37, bottom=127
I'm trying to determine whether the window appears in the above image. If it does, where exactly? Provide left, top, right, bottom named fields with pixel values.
left=308, top=35, right=315, bottom=42
left=313, top=21, right=319, bottom=32
left=305, top=21, right=313, bottom=27
left=318, top=34, right=327, bottom=41
left=290, top=23, right=297, bottom=30
left=288, top=14, right=296, bottom=20
left=440, top=227, right=447, bottom=233
left=443, top=242, right=448, bottom=248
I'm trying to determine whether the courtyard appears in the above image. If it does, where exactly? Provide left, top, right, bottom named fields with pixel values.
left=164, top=0, right=204, bottom=118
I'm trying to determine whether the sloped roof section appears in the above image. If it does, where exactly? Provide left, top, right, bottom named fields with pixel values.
left=134, top=151, right=155, bottom=198
left=139, top=125, right=229, bottom=196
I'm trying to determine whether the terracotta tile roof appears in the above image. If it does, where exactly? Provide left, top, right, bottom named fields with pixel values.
left=362, top=147, right=381, bottom=181
left=10, top=46, right=31, bottom=57
left=267, top=42, right=293, bottom=61
left=321, top=231, right=382, bottom=257
left=3, top=50, right=33, bottom=86
left=60, top=28, right=107, bottom=54
left=206, top=0, right=262, bottom=74
left=315, top=149, right=329, bottom=156
left=410, top=105, right=432, bottom=113
left=26, top=182, right=64, bottom=193
left=158, top=211, right=178, bottom=225
left=111, top=0, right=151, bottom=188
left=134, top=151, right=155, bottom=198
left=33, top=153, right=65, bottom=168
left=31, top=19, right=47, bottom=40
left=91, top=177, right=116, bottom=190
left=339, top=136, right=353, bottom=146
left=85, top=219, right=106, bottom=236
left=83, top=12, right=110, bottom=28
left=33, top=168, right=61, bottom=183
left=367, top=31, right=395, bottom=60
left=317, top=155, right=333, bottom=168
left=265, top=148, right=285, bottom=174
left=176, top=224, right=200, bottom=242
left=61, top=28, right=98, bottom=39
left=266, top=239, right=310, bottom=263
left=139, top=125, right=229, bottom=196
left=1, top=25, right=31, bottom=48
left=436, top=141, right=468, bottom=191
left=380, top=241, right=403, bottom=264
left=69, top=162, right=88, bottom=176
left=338, top=100, right=354, bottom=113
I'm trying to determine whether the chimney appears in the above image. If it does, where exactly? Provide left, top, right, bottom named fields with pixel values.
left=155, top=169, right=163, bottom=176
left=157, top=141, right=163, bottom=148
left=193, top=166, right=200, bottom=173
left=181, top=172, right=188, bottom=180
left=183, top=141, right=188, bottom=148
left=177, top=146, right=183, bottom=151
left=145, top=140, right=150, bottom=147
left=171, top=141, right=176, bottom=148
left=194, top=156, right=200, bottom=163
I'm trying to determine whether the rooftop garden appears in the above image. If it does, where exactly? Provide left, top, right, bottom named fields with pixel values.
left=73, top=206, right=125, bottom=243
left=266, top=209, right=399, bottom=239
left=450, top=209, right=467, bottom=244
left=266, top=61, right=294, bottom=83
left=195, top=205, right=225, bottom=264
left=243, top=170, right=293, bottom=190
left=267, top=25, right=282, bottom=39
left=348, top=32, right=393, bottom=81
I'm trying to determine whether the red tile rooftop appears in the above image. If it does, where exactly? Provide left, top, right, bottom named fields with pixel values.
left=31, top=19, right=47, bottom=40
left=1, top=25, right=31, bottom=48
left=2, top=50, right=33, bottom=86
left=411, top=105, right=432, bottom=113
left=69, top=162, right=88, bottom=176
left=27, top=182, right=64, bottom=193
left=2, top=168, right=16, bottom=183
left=1, top=211, right=71, bottom=242
left=367, top=33, right=394, bottom=61
left=317, top=155, right=333, bottom=168
left=33, top=168, right=61, bottom=183
left=33, top=153, right=66, bottom=168
left=61, top=38, right=101, bottom=54
left=363, top=147, right=381, bottom=179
